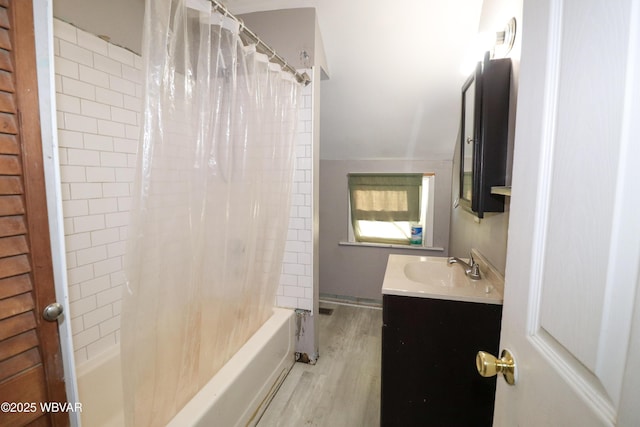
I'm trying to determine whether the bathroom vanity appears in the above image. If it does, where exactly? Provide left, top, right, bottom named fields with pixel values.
left=380, top=253, right=503, bottom=426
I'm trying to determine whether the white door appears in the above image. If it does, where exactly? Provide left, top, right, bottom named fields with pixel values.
left=494, top=0, right=640, bottom=425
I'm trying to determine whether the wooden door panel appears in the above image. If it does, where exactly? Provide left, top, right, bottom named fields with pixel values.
left=0, top=330, right=39, bottom=362
left=0, top=311, right=36, bottom=341
left=0, top=293, right=34, bottom=319
left=0, top=6, right=7, bottom=29
left=0, top=112, right=17, bottom=134
left=0, top=195, right=25, bottom=215
left=0, top=0, right=68, bottom=426
left=0, top=274, right=31, bottom=299
left=0, top=216, right=26, bottom=237
left=0, top=235, right=29, bottom=258
left=0, top=175, right=21, bottom=194
left=0, top=71, right=14, bottom=92
left=0, top=31, right=9, bottom=52
left=0, top=345, right=41, bottom=378
left=0, top=367, right=48, bottom=426
left=0, top=154, right=21, bottom=174
left=0, top=50, right=13, bottom=74
left=0, top=292, right=34, bottom=318
left=0, top=254, right=31, bottom=278
left=0, top=91, right=16, bottom=111
left=0, top=135, right=19, bottom=153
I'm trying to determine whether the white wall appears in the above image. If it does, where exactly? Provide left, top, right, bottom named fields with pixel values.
left=53, top=0, right=144, bottom=54
left=239, top=8, right=329, bottom=78
left=316, top=0, right=482, bottom=160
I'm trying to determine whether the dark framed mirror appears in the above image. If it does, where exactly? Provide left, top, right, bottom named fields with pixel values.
left=459, top=63, right=482, bottom=213
left=458, top=55, right=512, bottom=218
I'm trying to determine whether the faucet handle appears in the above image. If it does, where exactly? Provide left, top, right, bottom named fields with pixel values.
left=469, top=251, right=476, bottom=265
left=469, top=262, right=482, bottom=280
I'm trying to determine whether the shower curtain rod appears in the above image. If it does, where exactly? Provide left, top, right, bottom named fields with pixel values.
left=208, top=0, right=312, bottom=86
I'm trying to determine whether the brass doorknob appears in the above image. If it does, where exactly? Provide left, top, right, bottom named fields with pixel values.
left=476, top=349, right=517, bottom=385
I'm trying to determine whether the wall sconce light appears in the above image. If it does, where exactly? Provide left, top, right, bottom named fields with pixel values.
left=460, top=17, right=517, bottom=76
left=493, top=17, right=517, bottom=58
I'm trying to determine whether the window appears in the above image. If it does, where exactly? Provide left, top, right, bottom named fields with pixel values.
left=348, top=173, right=435, bottom=246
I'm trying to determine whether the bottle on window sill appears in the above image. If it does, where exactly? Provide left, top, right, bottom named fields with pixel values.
left=410, top=223, right=423, bottom=246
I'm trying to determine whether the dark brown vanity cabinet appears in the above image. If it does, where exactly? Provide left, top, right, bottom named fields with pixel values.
left=459, top=56, right=512, bottom=218
left=381, top=295, right=502, bottom=426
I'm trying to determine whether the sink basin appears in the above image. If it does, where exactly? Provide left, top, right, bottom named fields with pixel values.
left=403, top=258, right=469, bottom=287
left=382, top=254, right=503, bottom=304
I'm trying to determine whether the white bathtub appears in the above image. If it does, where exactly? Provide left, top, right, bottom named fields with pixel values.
left=76, top=307, right=295, bottom=427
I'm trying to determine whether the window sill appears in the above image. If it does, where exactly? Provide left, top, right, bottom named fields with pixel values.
left=338, top=241, right=445, bottom=252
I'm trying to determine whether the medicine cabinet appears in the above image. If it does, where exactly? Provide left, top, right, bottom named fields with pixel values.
left=459, top=56, right=512, bottom=218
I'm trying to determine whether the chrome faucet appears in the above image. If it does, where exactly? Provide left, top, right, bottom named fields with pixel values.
left=447, top=253, right=482, bottom=280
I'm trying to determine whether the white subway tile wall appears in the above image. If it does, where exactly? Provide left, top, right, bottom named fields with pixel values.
left=277, top=83, right=314, bottom=312
left=55, top=21, right=315, bottom=363
left=54, top=19, right=140, bottom=364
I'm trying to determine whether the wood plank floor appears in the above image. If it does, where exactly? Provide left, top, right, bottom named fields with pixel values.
left=257, top=302, right=383, bottom=427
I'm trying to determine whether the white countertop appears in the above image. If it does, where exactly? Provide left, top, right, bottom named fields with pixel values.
left=381, top=254, right=504, bottom=305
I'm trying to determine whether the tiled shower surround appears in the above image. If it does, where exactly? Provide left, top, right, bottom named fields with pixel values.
left=54, top=20, right=315, bottom=363
left=277, top=83, right=314, bottom=312
left=54, top=19, right=141, bottom=364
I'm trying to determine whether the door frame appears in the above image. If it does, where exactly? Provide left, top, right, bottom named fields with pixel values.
left=32, top=1, right=80, bottom=424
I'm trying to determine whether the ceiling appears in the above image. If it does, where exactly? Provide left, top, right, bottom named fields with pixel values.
left=227, top=0, right=484, bottom=160
left=53, top=0, right=484, bottom=160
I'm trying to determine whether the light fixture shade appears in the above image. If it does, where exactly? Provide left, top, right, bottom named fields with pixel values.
left=460, top=17, right=517, bottom=75
left=494, top=17, right=517, bottom=58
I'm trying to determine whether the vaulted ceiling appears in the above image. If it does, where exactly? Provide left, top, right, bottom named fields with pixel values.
left=227, top=0, right=483, bottom=160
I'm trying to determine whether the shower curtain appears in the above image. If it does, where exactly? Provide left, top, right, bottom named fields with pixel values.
left=120, top=0, right=301, bottom=424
